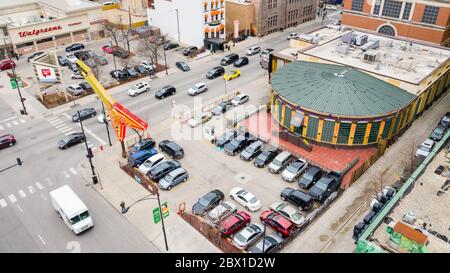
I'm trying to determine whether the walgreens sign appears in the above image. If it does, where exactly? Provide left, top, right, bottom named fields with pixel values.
left=18, top=25, right=62, bottom=38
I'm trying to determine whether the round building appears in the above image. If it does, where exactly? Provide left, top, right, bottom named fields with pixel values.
left=270, top=61, right=415, bottom=146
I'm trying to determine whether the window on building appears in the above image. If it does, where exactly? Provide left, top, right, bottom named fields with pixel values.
left=378, top=25, right=396, bottom=36
left=368, top=121, right=381, bottom=143
left=351, top=0, right=364, bottom=12
left=422, top=5, right=440, bottom=24
left=37, top=37, right=53, bottom=44
left=283, top=106, right=292, bottom=129
left=381, top=0, right=403, bottom=18
left=373, top=0, right=381, bottom=15
left=402, top=2, right=412, bottom=20
left=306, top=116, right=319, bottom=140
left=337, top=122, right=352, bottom=144
left=353, top=122, right=367, bottom=145
left=381, top=118, right=392, bottom=139
left=321, top=120, right=335, bottom=143
left=268, top=0, right=278, bottom=9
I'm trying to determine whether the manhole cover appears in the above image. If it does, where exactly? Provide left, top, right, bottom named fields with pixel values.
left=235, top=172, right=251, bottom=185
left=47, top=156, right=54, bottom=161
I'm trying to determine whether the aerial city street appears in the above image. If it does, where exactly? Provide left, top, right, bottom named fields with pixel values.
left=0, top=0, right=449, bottom=257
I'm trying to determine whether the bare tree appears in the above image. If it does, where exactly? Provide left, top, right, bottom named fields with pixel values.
left=373, top=168, right=388, bottom=196
left=119, top=8, right=133, bottom=52
left=101, top=21, right=121, bottom=47
left=137, top=34, right=164, bottom=65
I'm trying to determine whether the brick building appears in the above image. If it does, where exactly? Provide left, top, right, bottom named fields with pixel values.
left=342, top=0, right=450, bottom=46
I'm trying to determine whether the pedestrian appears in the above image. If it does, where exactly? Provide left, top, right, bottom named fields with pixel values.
left=15, top=53, right=19, bottom=61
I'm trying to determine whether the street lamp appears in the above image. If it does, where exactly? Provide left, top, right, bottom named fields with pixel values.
left=77, top=110, right=98, bottom=184
left=162, top=35, right=168, bottom=75
left=110, top=41, right=117, bottom=71
left=100, top=102, right=112, bottom=146
left=121, top=191, right=169, bottom=251
left=262, top=220, right=267, bottom=253
left=0, top=157, right=23, bottom=173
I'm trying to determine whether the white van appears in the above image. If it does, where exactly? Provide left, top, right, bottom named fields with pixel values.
left=50, top=185, right=94, bottom=235
left=138, top=153, right=165, bottom=175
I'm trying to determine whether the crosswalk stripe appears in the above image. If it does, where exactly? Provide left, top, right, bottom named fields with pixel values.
left=60, top=127, right=73, bottom=133
left=8, top=194, right=17, bottom=203
left=6, top=123, right=11, bottom=128
left=12, top=121, right=19, bottom=126
left=69, top=168, right=78, bottom=175
left=28, top=186, right=35, bottom=194
left=0, top=199, right=7, bottom=208
left=19, top=119, right=26, bottom=123
left=36, top=182, right=44, bottom=190
left=65, top=131, right=77, bottom=136
left=55, top=123, right=67, bottom=128
left=18, top=190, right=26, bottom=198
left=47, top=117, right=58, bottom=122
left=49, top=119, right=63, bottom=125
left=63, top=171, right=70, bottom=178
left=0, top=125, right=3, bottom=130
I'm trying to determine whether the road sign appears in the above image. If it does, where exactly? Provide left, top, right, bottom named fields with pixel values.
left=161, top=202, right=169, bottom=218
left=153, top=207, right=161, bottom=224
left=10, top=78, right=24, bottom=89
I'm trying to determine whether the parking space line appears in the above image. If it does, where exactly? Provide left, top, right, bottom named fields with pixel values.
left=17, top=204, right=23, bottom=213
left=69, top=168, right=78, bottom=175
left=36, top=182, right=44, bottom=190
left=28, top=186, right=35, bottom=194
left=8, top=194, right=17, bottom=203
left=12, top=121, right=19, bottom=126
left=63, top=171, right=70, bottom=178
left=65, top=131, right=77, bottom=136
left=0, top=199, right=7, bottom=208
left=18, top=190, right=27, bottom=198
left=38, top=234, right=46, bottom=245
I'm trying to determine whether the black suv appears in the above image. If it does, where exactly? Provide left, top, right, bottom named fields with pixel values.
left=298, top=166, right=322, bottom=190
left=74, top=51, right=90, bottom=61
left=110, top=69, right=128, bottom=80
left=65, top=43, right=84, bottom=52
left=254, top=150, right=278, bottom=168
left=308, top=171, right=342, bottom=203
left=215, top=130, right=238, bottom=148
left=192, top=189, right=225, bottom=216
left=124, top=67, right=139, bottom=78
left=148, top=160, right=181, bottom=181
left=220, top=53, right=239, bottom=66
left=164, top=43, right=179, bottom=50
left=224, top=133, right=254, bottom=156
left=182, top=46, right=198, bottom=56
left=159, top=140, right=184, bottom=159
left=128, top=138, right=156, bottom=155
left=234, top=57, right=249, bottom=67
left=155, top=85, right=176, bottom=99
left=112, top=49, right=130, bottom=59
left=79, top=82, right=93, bottom=92
left=280, top=187, right=314, bottom=211
left=72, top=108, right=97, bottom=122
left=206, top=66, right=225, bottom=79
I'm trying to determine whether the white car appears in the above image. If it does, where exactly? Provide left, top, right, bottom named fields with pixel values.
left=97, top=113, right=110, bottom=123
left=287, top=33, right=299, bottom=40
left=246, top=46, right=261, bottom=56
left=128, top=82, right=150, bottom=96
left=281, top=158, right=308, bottom=182
left=232, top=223, right=263, bottom=249
left=71, top=72, right=84, bottom=79
left=141, top=60, right=156, bottom=71
left=66, top=84, right=84, bottom=96
left=229, top=187, right=261, bottom=212
left=66, top=53, right=78, bottom=63
left=188, top=82, right=208, bottom=96
left=187, top=112, right=212, bottom=128
left=270, top=202, right=306, bottom=227
left=206, top=201, right=237, bottom=225
left=138, top=153, right=165, bottom=175
left=231, top=93, right=249, bottom=106
left=416, top=139, right=435, bottom=157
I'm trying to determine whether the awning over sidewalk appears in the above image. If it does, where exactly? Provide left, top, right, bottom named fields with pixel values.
left=204, top=38, right=226, bottom=51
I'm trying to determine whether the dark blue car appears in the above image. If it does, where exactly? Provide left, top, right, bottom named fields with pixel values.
left=128, top=148, right=158, bottom=167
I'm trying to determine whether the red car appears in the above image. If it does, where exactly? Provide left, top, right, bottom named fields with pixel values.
left=102, top=45, right=113, bottom=54
left=0, top=134, right=16, bottom=149
left=260, top=210, right=297, bottom=238
left=218, top=210, right=251, bottom=238
left=0, top=60, right=15, bottom=71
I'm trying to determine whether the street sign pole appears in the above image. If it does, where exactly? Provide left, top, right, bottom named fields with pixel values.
left=157, top=192, right=169, bottom=251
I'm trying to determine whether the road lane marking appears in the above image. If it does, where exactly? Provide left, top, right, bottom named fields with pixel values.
left=0, top=125, right=3, bottom=130
left=17, top=204, right=23, bottom=213
left=12, top=121, right=19, bottom=126
left=19, top=119, right=26, bottom=123
left=38, top=234, right=46, bottom=245
left=69, top=168, right=78, bottom=175
left=63, top=171, right=70, bottom=178
left=36, top=182, right=44, bottom=190
left=55, top=123, right=67, bottom=128
left=0, top=116, right=17, bottom=123
left=6, top=123, right=11, bottom=128
left=82, top=127, right=107, bottom=145
left=8, top=194, right=17, bottom=203
left=40, top=193, right=47, bottom=201
left=62, top=113, right=72, bottom=121
left=18, top=190, right=26, bottom=198
left=65, top=131, right=76, bottom=136
left=0, top=199, right=7, bottom=208
left=50, top=120, right=64, bottom=125
left=28, top=186, right=35, bottom=194
left=60, top=127, right=73, bottom=133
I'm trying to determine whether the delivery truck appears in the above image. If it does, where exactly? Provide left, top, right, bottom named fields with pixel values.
left=49, top=185, right=94, bottom=234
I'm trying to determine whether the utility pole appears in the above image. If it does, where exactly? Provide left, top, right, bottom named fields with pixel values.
left=175, top=9, right=181, bottom=42
left=156, top=191, right=169, bottom=251
left=101, top=102, right=112, bottom=146
left=111, top=40, right=117, bottom=71
left=162, top=35, right=168, bottom=75
left=78, top=110, right=98, bottom=184
left=4, top=37, right=27, bottom=115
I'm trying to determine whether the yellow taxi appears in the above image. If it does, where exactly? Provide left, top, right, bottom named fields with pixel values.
left=223, top=70, right=241, bottom=81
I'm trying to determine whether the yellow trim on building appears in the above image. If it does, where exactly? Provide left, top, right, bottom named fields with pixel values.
left=377, top=120, right=385, bottom=142
left=363, top=122, right=372, bottom=145
left=280, top=104, right=286, bottom=125
left=388, top=78, right=400, bottom=87
left=272, top=59, right=278, bottom=73
left=302, top=116, right=309, bottom=138
left=418, top=91, right=427, bottom=113
left=408, top=101, right=417, bottom=124
left=308, top=56, right=319, bottom=62
left=102, top=3, right=120, bottom=11
left=317, top=119, right=324, bottom=142
left=348, top=122, right=357, bottom=145
left=332, top=121, right=340, bottom=144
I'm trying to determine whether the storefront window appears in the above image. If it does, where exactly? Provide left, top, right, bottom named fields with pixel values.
left=306, top=116, right=319, bottom=140
left=337, top=122, right=351, bottom=144
left=353, top=122, right=367, bottom=145
left=321, top=119, right=335, bottom=143
left=368, top=121, right=381, bottom=143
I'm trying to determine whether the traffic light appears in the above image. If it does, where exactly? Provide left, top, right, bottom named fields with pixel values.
left=86, top=148, right=93, bottom=159
left=16, top=158, right=22, bottom=166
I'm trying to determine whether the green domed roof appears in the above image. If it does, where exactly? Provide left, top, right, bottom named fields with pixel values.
left=272, top=61, right=415, bottom=117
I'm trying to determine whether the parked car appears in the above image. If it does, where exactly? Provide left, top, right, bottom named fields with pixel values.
left=260, top=210, right=297, bottom=238
left=155, top=85, right=176, bottom=99
left=176, top=61, right=190, bottom=72
left=27, top=51, right=45, bottom=62
left=0, top=134, right=16, bottom=149
left=430, top=124, right=447, bottom=141
left=148, top=160, right=181, bottom=180
left=128, top=81, right=150, bottom=97
left=110, top=69, right=128, bottom=80
left=287, top=33, right=299, bottom=40
left=270, top=202, right=305, bottom=227
left=246, top=46, right=261, bottom=56
left=188, top=82, right=208, bottom=96
left=102, top=45, right=113, bottom=54
left=280, top=187, right=314, bottom=211
left=138, top=153, right=165, bottom=175
left=93, top=55, right=108, bottom=66
left=187, top=112, right=212, bottom=128
left=220, top=53, right=239, bottom=66
left=440, top=112, right=450, bottom=128
left=248, top=234, right=284, bottom=253
left=97, top=113, right=110, bottom=124
left=223, top=70, right=241, bottom=81
left=231, top=93, right=249, bottom=106
left=141, top=60, right=156, bottom=72
left=77, top=82, right=92, bottom=92
left=415, top=139, right=435, bottom=157
left=71, top=108, right=96, bottom=122
left=124, top=67, right=139, bottom=78
left=230, top=187, right=262, bottom=212
left=182, top=46, right=198, bottom=56
left=67, top=61, right=79, bottom=72
left=281, top=158, right=308, bottom=182
left=224, top=134, right=254, bottom=155
left=74, top=51, right=90, bottom=61
left=158, top=167, right=189, bottom=190
left=363, top=211, right=376, bottom=225
left=352, top=222, right=366, bottom=241
left=254, top=149, right=278, bottom=168
left=134, top=65, right=149, bottom=75
left=128, top=138, right=156, bottom=155
left=84, top=58, right=97, bottom=68
left=65, top=53, right=78, bottom=63
left=308, top=171, right=342, bottom=203
left=56, top=56, right=68, bottom=66
left=218, top=210, right=251, bottom=237
left=240, top=140, right=263, bottom=161
left=215, top=130, right=238, bottom=148
left=159, top=139, right=184, bottom=159
left=164, top=43, right=179, bottom=50
left=57, top=132, right=85, bottom=149
left=66, top=84, right=84, bottom=96
left=261, top=48, right=274, bottom=56
left=206, top=66, right=225, bottom=79
left=127, top=148, right=158, bottom=167
left=232, top=223, right=263, bottom=250
left=192, top=189, right=224, bottom=216
left=298, top=166, right=322, bottom=190
left=0, top=60, right=15, bottom=71
left=212, top=101, right=232, bottom=116
left=207, top=201, right=238, bottom=226
left=268, top=151, right=292, bottom=174
left=71, top=72, right=84, bottom=79
left=112, top=49, right=129, bottom=59
left=65, top=43, right=84, bottom=52
left=234, top=57, right=249, bottom=67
